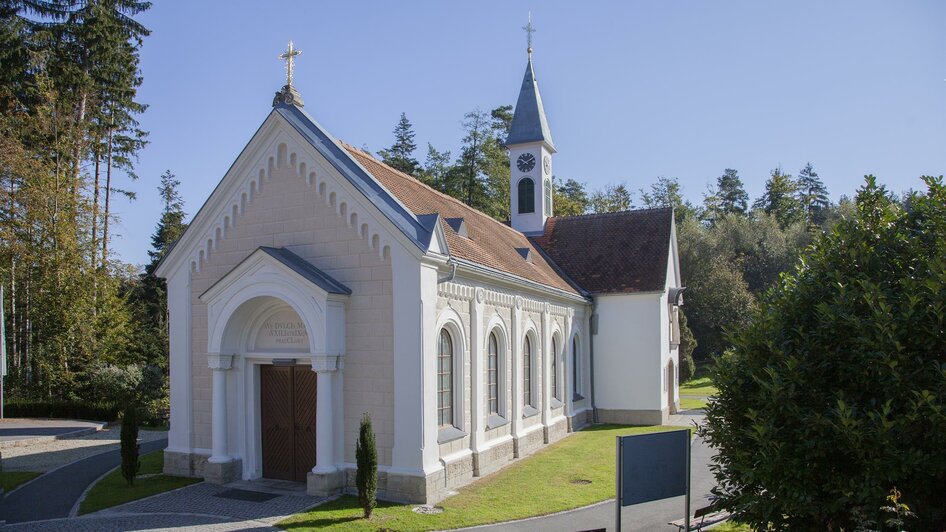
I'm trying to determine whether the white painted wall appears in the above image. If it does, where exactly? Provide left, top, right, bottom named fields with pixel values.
left=593, top=292, right=665, bottom=412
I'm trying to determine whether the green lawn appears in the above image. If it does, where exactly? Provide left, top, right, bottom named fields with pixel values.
left=680, top=376, right=718, bottom=396
left=279, top=424, right=687, bottom=531
left=713, top=522, right=751, bottom=531
left=79, top=450, right=201, bottom=515
left=680, top=396, right=709, bottom=410
left=3, top=471, right=41, bottom=492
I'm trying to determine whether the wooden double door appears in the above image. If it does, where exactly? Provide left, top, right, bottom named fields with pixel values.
left=260, top=365, right=317, bottom=482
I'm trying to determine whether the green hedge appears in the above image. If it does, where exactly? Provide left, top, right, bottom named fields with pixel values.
left=5, top=400, right=122, bottom=422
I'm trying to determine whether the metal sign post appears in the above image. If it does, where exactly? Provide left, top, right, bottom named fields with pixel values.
left=615, top=435, right=623, bottom=531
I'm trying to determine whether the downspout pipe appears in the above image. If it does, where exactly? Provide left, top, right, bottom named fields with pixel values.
left=589, top=295, right=599, bottom=424
left=437, top=258, right=457, bottom=284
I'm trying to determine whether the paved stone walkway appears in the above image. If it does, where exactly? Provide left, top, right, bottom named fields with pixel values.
left=100, top=481, right=320, bottom=523
left=2, top=426, right=167, bottom=472
left=4, top=481, right=323, bottom=532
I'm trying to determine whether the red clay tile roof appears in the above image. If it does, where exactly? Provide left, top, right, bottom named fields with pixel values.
left=343, top=145, right=581, bottom=295
left=531, top=209, right=673, bottom=294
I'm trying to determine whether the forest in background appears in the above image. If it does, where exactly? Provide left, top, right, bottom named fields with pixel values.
left=0, top=1, right=911, bottom=420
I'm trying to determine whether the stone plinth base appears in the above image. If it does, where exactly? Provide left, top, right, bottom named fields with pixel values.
left=163, top=450, right=208, bottom=478
left=596, top=408, right=667, bottom=426
left=307, top=469, right=345, bottom=498
left=204, top=458, right=242, bottom=484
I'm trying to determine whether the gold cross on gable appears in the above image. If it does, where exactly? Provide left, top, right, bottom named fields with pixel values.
left=523, top=12, right=535, bottom=57
left=279, top=41, right=302, bottom=86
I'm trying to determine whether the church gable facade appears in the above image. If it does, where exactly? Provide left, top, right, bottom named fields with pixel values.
left=156, top=44, right=683, bottom=504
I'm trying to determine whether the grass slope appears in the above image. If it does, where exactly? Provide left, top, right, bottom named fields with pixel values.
left=680, top=396, right=709, bottom=410
left=3, top=471, right=41, bottom=492
left=279, top=424, right=686, bottom=531
left=680, top=376, right=718, bottom=396
left=79, top=450, right=200, bottom=515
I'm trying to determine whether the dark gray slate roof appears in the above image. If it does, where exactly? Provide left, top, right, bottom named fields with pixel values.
left=274, top=103, right=435, bottom=251
left=258, top=247, right=351, bottom=295
left=506, top=59, right=555, bottom=150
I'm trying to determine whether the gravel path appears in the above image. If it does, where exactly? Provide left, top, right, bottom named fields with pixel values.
left=2, top=427, right=167, bottom=472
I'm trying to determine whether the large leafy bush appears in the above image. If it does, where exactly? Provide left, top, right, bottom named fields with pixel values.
left=701, top=177, right=946, bottom=530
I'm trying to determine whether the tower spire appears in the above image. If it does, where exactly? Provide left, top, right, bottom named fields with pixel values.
left=523, top=12, right=535, bottom=58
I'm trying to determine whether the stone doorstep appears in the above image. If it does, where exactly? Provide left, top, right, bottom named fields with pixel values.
left=0, top=422, right=108, bottom=449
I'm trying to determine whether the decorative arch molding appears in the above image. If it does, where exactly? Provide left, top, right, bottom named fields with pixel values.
left=174, top=119, right=394, bottom=275
left=200, top=247, right=349, bottom=358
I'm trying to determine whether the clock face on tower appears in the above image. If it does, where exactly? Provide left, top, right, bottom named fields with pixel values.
left=516, top=153, right=536, bottom=173
left=543, top=155, right=551, bottom=175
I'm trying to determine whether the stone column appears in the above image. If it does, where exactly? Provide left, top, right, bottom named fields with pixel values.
left=207, top=353, right=233, bottom=464
left=308, top=354, right=343, bottom=497
left=205, top=353, right=238, bottom=484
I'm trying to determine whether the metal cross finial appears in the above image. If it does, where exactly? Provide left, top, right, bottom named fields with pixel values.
left=523, top=12, right=535, bottom=58
left=279, top=41, right=302, bottom=86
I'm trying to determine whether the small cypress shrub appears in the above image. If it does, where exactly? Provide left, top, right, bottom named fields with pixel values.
left=355, top=412, right=378, bottom=519
left=120, top=404, right=141, bottom=486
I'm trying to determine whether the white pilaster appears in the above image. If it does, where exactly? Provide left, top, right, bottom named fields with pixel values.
left=311, top=354, right=338, bottom=474
left=541, top=304, right=551, bottom=436
left=470, top=289, right=485, bottom=453
left=208, top=353, right=234, bottom=464
left=564, top=310, right=574, bottom=419
left=167, top=267, right=192, bottom=454
left=511, top=297, right=523, bottom=439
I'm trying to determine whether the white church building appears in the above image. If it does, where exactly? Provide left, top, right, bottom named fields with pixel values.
left=156, top=41, right=683, bottom=503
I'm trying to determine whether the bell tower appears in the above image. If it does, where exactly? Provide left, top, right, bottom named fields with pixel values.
left=507, top=15, right=556, bottom=234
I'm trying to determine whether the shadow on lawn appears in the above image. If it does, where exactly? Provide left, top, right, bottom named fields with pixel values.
left=281, top=496, right=395, bottom=530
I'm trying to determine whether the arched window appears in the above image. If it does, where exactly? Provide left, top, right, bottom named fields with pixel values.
left=544, top=179, right=552, bottom=216
left=523, top=335, right=534, bottom=407
left=518, top=178, right=535, bottom=214
left=438, top=329, right=454, bottom=427
left=572, top=335, right=582, bottom=399
left=488, top=332, right=499, bottom=415
left=551, top=337, right=559, bottom=401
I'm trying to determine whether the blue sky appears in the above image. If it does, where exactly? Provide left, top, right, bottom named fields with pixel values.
left=113, top=0, right=946, bottom=266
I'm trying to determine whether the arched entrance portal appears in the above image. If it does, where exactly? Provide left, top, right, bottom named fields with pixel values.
left=231, top=300, right=317, bottom=482
left=198, top=246, right=350, bottom=488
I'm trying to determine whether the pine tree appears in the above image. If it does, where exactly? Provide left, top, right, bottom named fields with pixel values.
left=418, top=143, right=451, bottom=189
left=146, top=170, right=187, bottom=271
left=640, top=176, right=696, bottom=221
left=754, top=167, right=802, bottom=228
left=356, top=412, right=378, bottom=519
left=796, top=162, right=829, bottom=226
left=589, top=183, right=632, bottom=213
left=377, top=112, right=420, bottom=176
left=553, top=179, right=589, bottom=217
left=716, top=168, right=749, bottom=216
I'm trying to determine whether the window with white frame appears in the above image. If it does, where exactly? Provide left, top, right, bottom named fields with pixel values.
left=523, top=335, right=534, bottom=408
left=438, top=328, right=454, bottom=428
left=572, top=335, right=582, bottom=399
left=551, top=336, right=559, bottom=401
left=488, top=331, right=500, bottom=415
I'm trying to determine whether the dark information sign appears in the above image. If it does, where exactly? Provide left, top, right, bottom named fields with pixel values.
left=618, top=429, right=689, bottom=506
